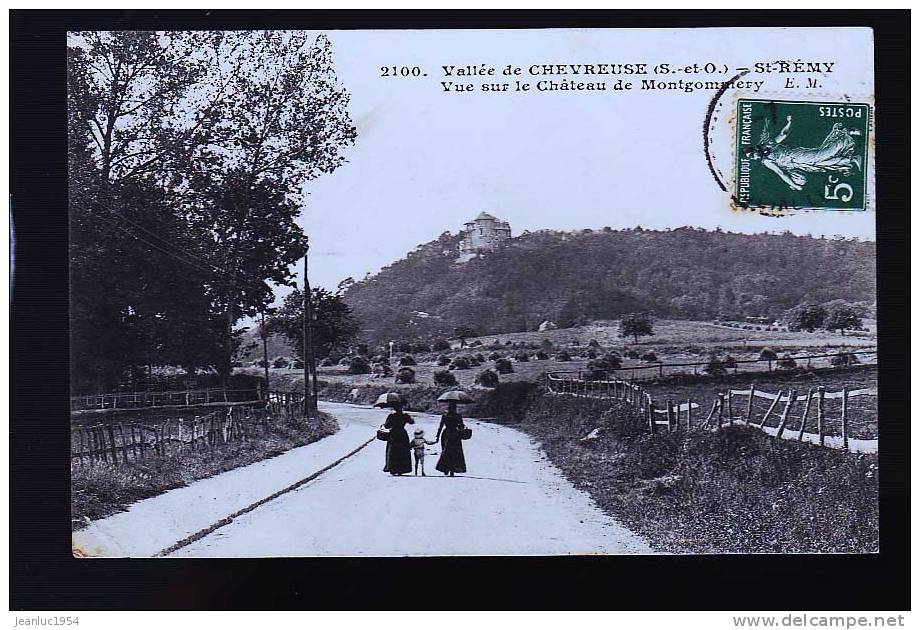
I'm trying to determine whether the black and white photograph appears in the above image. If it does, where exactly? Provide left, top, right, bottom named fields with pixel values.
left=8, top=8, right=910, bottom=617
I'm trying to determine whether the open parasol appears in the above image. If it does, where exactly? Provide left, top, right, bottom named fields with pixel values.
left=373, top=392, right=406, bottom=408
left=436, top=390, right=474, bottom=404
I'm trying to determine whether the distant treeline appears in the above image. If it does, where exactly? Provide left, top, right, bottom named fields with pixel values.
left=343, top=227, right=875, bottom=344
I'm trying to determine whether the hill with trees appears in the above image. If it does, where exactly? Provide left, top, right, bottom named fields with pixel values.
left=342, top=227, right=875, bottom=344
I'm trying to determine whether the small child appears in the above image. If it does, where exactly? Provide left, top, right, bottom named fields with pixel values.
left=410, top=428, right=437, bottom=476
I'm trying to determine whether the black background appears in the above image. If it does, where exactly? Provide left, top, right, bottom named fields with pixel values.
left=9, top=10, right=910, bottom=611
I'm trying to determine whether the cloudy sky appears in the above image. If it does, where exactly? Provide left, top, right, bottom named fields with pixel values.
left=291, top=27, right=875, bottom=296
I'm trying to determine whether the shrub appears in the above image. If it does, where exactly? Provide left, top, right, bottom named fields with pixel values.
left=831, top=352, right=861, bottom=367
left=433, top=370, right=458, bottom=386
left=395, top=367, right=416, bottom=384
left=272, top=356, right=290, bottom=368
left=475, top=369, right=500, bottom=388
left=555, top=351, right=572, bottom=362
left=338, top=356, right=353, bottom=366
left=348, top=356, right=372, bottom=375
left=723, top=355, right=738, bottom=369
left=777, top=355, right=797, bottom=370
left=319, top=358, right=335, bottom=367
left=540, top=339, right=554, bottom=351
left=475, top=353, right=486, bottom=363
left=255, top=359, right=268, bottom=368
left=432, top=338, right=451, bottom=352
left=513, top=352, right=530, bottom=362
left=451, top=356, right=472, bottom=370
left=470, top=340, right=483, bottom=347
left=640, top=351, right=659, bottom=363
left=373, top=363, right=393, bottom=377
left=588, top=339, right=600, bottom=348
left=488, top=351, right=503, bottom=361
left=292, top=359, right=304, bottom=369
left=398, top=355, right=417, bottom=366
left=703, top=354, right=727, bottom=375
left=588, top=352, right=621, bottom=370
left=585, top=360, right=610, bottom=380
left=413, top=342, right=431, bottom=353
left=625, top=349, right=640, bottom=359
left=465, top=354, right=482, bottom=367
left=436, top=355, right=451, bottom=367
left=534, top=351, right=549, bottom=360
left=494, top=358, right=514, bottom=374
left=585, top=349, right=598, bottom=359
left=504, top=340, right=513, bottom=346
left=371, top=354, right=390, bottom=366
left=396, top=341, right=413, bottom=353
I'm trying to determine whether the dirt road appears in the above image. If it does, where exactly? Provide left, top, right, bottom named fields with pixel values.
left=74, top=402, right=651, bottom=557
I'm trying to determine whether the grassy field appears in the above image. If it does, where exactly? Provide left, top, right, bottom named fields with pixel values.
left=641, top=367, right=878, bottom=439
left=248, top=318, right=876, bottom=394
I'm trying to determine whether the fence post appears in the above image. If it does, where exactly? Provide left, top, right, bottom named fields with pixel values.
left=658, top=363, right=663, bottom=378
left=817, top=386, right=826, bottom=446
left=666, top=400, right=674, bottom=433
left=758, top=391, right=782, bottom=429
left=107, top=424, right=119, bottom=464
left=727, top=392, right=733, bottom=423
left=647, top=401, right=655, bottom=434
left=798, top=389, right=814, bottom=442
left=776, top=389, right=796, bottom=440
left=705, top=400, right=717, bottom=428
left=717, top=394, right=724, bottom=427
left=841, top=386, right=849, bottom=451
left=747, top=382, right=755, bottom=424
left=686, top=398, right=692, bottom=431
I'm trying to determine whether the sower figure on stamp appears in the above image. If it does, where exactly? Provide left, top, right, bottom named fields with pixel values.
left=747, top=115, right=863, bottom=191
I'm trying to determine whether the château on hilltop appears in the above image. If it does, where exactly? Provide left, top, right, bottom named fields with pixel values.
left=458, top=212, right=512, bottom=262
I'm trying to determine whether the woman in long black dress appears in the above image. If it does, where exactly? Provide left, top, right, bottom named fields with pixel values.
left=435, top=401, right=467, bottom=476
left=383, top=402, right=414, bottom=475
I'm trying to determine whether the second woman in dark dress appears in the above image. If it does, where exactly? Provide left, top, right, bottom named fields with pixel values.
left=383, top=402, right=414, bottom=475
left=435, top=401, right=467, bottom=476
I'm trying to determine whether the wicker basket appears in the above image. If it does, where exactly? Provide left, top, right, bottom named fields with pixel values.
left=376, top=428, right=390, bottom=442
left=460, top=427, right=472, bottom=440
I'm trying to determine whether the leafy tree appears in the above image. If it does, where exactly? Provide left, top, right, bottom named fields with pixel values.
left=67, top=30, right=357, bottom=392
left=494, top=358, right=514, bottom=374
left=270, top=287, right=359, bottom=362
left=759, top=347, right=778, bottom=371
left=619, top=313, right=654, bottom=344
left=783, top=304, right=828, bottom=332
left=824, top=304, right=863, bottom=334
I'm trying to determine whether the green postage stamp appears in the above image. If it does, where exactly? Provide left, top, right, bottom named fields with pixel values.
left=735, top=99, right=871, bottom=211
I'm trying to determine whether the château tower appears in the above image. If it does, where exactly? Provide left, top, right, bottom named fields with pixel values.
left=458, top=212, right=512, bottom=262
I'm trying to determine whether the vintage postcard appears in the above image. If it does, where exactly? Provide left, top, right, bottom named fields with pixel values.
left=68, top=27, right=877, bottom=558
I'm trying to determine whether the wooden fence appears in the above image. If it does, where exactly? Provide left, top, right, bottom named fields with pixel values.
left=718, top=385, right=878, bottom=452
left=70, top=388, right=262, bottom=412
left=546, top=372, right=876, bottom=453
left=546, top=349, right=876, bottom=384
left=71, top=391, right=306, bottom=467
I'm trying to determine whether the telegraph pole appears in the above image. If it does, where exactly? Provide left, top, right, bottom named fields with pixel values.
left=302, top=250, right=318, bottom=416
left=260, top=310, right=270, bottom=403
